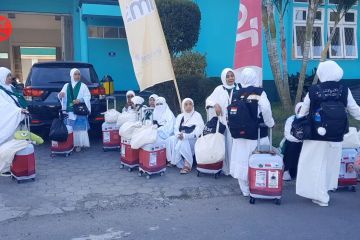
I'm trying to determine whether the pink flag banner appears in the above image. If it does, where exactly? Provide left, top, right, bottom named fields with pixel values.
left=233, top=0, right=263, bottom=84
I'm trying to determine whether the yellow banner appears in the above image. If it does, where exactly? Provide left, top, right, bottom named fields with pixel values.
left=118, top=0, right=176, bottom=90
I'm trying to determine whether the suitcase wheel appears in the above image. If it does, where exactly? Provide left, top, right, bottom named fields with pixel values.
left=214, top=173, right=220, bottom=179
left=350, top=186, right=356, bottom=192
left=249, top=197, right=255, bottom=205
left=197, top=171, right=200, bottom=177
left=119, top=164, right=124, bottom=169
left=127, top=168, right=133, bottom=172
left=146, top=174, right=151, bottom=180
left=138, top=172, right=143, bottom=177
left=275, top=198, right=281, bottom=205
left=160, top=171, right=165, bottom=177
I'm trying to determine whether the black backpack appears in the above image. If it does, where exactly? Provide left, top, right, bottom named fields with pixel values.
left=312, top=85, right=348, bottom=141
left=227, top=93, right=259, bottom=139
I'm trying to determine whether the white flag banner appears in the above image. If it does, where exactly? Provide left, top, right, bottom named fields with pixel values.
left=118, top=0, right=176, bottom=90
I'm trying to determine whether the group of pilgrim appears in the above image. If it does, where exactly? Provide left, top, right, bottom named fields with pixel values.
left=1, top=59, right=359, bottom=207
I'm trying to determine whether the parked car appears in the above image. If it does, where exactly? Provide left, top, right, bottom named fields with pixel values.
left=24, top=61, right=107, bottom=128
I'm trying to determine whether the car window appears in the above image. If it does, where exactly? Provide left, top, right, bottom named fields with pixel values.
left=27, top=66, right=99, bottom=86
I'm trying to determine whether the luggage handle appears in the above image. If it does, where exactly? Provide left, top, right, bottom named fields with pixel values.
left=106, top=96, right=117, bottom=111
left=23, top=114, right=32, bottom=142
left=142, top=107, right=154, bottom=125
left=256, top=123, right=274, bottom=154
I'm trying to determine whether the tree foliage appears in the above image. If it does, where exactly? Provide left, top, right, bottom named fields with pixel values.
left=156, top=0, right=201, bottom=57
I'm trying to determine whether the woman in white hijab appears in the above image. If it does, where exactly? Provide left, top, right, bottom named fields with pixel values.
left=0, top=67, right=28, bottom=145
left=123, top=90, right=135, bottom=113
left=58, top=68, right=91, bottom=152
left=206, top=68, right=239, bottom=175
left=230, top=68, right=274, bottom=197
left=0, top=67, right=30, bottom=176
left=153, top=97, right=175, bottom=143
left=166, top=98, right=205, bottom=174
left=296, top=60, right=360, bottom=207
left=148, top=94, right=158, bottom=108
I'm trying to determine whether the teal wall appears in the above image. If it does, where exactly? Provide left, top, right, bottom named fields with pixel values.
left=194, top=0, right=239, bottom=78
left=87, top=17, right=137, bottom=91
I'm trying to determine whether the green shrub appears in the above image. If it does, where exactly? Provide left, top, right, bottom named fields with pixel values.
left=173, top=51, right=207, bottom=78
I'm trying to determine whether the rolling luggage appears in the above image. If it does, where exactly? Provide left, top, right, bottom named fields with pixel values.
left=51, top=125, right=74, bottom=157
left=102, top=96, right=120, bottom=151
left=138, top=142, right=166, bottom=179
left=195, top=118, right=225, bottom=179
left=249, top=127, right=283, bottom=205
left=120, top=138, right=139, bottom=171
left=197, top=162, right=223, bottom=178
left=11, top=115, right=36, bottom=183
left=338, top=148, right=357, bottom=192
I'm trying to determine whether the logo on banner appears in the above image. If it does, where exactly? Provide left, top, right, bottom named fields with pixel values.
left=0, top=16, right=13, bottom=42
left=125, top=0, right=155, bottom=23
left=236, top=4, right=259, bottom=47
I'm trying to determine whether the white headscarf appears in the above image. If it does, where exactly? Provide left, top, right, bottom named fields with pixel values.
left=70, top=68, right=81, bottom=87
left=131, top=96, right=144, bottom=106
left=0, top=67, right=12, bottom=91
left=126, top=90, right=135, bottom=97
left=149, top=94, right=158, bottom=101
left=239, top=67, right=260, bottom=88
left=153, top=97, right=167, bottom=120
left=181, top=98, right=195, bottom=122
left=221, top=68, right=236, bottom=90
left=316, top=60, right=343, bottom=83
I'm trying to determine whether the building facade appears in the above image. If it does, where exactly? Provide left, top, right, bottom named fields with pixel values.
left=0, top=0, right=359, bottom=92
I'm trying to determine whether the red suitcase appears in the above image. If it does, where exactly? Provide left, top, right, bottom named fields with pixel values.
left=338, top=148, right=357, bottom=192
left=102, top=97, right=120, bottom=151
left=51, top=125, right=74, bottom=157
left=138, top=143, right=166, bottom=179
left=196, top=161, right=223, bottom=179
left=102, top=122, right=120, bottom=151
left=120, top=138, right=139, bottom=171
left=248, top=128, right=283, bottom=205
left=11, top=144, right=36, bottom=183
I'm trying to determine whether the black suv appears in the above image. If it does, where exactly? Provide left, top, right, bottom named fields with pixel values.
left=24, top=62, right=106, bottom=128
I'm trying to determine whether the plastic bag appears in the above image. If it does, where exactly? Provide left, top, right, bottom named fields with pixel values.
left=116, top=111, right=137, bottom=127
left=130, top=125, right=157, bottom=149
left=104, top=109, right=120, bottom=123
left=343, top=127, right=360, bottom=148
left=119, top=121, right=142, bottom=139
left=49, top=118, right=68, bottom=142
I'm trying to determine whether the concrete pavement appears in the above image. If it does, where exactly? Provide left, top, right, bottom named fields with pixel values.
left=0, top=139, right=359, bottom=239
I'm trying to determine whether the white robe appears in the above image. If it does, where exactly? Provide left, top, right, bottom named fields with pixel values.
left=0, top=139, right=29, bottom=173
left=0, top=89, right=24, bottom=145
left=59, top=82, right=91, bottom=147
left=206, top=85, right=236, bottom=175
left=229, top=91, right=275, bottom=195
left=153, top=106, right=175, bottom=142
left=296, top=90, right=360, bottom=203
left=166, top=111, right=204, bottom=168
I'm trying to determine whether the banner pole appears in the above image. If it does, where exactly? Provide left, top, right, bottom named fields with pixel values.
left=173, top=78, right=182, bottom=112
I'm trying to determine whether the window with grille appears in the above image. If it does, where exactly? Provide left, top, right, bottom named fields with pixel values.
left=293, top=8, right=324, bottom=59
left=88, top=26, right=127, bottom=39
left=328, top=10, right=357, bottom=59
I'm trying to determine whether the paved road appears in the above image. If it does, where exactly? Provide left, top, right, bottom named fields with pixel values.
left=0, top=140, right=359, bottom=239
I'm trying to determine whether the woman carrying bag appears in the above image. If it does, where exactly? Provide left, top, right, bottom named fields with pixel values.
left=58, top=68, right=91, bottom=152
